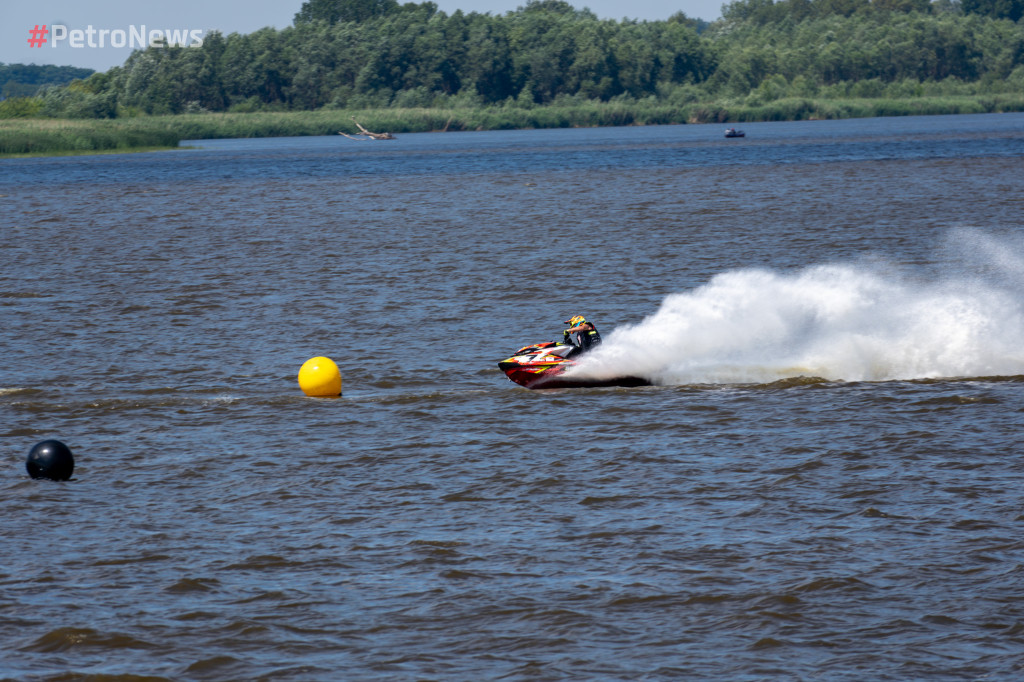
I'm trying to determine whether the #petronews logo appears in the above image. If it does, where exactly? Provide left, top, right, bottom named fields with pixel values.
left=27, top=24, right=204, bottom=49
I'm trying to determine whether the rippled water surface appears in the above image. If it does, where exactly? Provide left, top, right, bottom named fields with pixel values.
left=3, top=114, right=1024, bottom=680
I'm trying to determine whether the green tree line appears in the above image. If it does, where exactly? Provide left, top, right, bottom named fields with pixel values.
left=7, top=0, right=1024, bottom=119
left=0, top=63, right=94, bottom=99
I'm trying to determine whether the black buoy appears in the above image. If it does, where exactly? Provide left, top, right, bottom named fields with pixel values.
left=26, top=439, right=75, bottom=481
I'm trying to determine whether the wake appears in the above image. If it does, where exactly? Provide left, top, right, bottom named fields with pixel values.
left=574, top=231, right=1024, bottom=385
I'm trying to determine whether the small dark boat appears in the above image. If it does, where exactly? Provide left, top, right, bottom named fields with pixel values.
left=724, top=127, right=745, bottom=138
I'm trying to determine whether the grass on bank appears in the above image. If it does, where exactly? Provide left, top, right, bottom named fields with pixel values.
left=4, top=93, right=1024, bottom=157
left=0, top=118, right=181, bottom=156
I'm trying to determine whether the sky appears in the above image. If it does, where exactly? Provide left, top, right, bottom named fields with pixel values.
left=3, top=0, right=727, bottom=72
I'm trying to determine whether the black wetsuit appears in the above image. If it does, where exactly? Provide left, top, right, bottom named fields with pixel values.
left=565, top=326, right=602, bottom=356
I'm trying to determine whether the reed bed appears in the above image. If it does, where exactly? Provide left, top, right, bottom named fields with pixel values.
left=0, top=118, right=179, bottom=156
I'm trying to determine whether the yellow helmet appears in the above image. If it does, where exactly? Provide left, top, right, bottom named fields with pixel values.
left=564, top=315, right=588, bottom=327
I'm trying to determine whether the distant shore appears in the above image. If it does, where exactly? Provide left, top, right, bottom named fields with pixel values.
left=4, top=94, right=1024, bottom=158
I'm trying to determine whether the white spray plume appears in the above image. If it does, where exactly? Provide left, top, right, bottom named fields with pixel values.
left=573, top=231, right=1024, bottom=384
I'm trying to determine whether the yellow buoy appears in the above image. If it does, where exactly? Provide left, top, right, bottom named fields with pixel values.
left=298, top=356, right=342, bottom=397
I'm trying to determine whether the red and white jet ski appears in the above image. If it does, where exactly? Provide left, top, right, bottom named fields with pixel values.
left=498, top=341, right=650, bottom=390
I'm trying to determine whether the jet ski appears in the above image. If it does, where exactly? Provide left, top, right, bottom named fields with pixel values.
left=498, top=341, right=651, bottom=390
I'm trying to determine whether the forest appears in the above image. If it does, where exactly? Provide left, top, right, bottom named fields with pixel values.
left=0, top=64, right=94, bottom=99
left=0, top=0, right=1020, bottom=122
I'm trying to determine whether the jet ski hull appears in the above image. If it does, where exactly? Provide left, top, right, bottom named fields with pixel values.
left=498, top=342, right=651, bottom=390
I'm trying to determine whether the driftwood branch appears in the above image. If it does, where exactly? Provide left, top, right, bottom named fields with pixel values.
left=339, top=117, right=395, bottom=140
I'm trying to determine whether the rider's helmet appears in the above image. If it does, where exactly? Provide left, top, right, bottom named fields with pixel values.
left=565, top=315, right=588, bottom=328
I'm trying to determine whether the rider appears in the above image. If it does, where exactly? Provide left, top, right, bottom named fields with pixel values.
left=562, top=315, right=601, bottom=356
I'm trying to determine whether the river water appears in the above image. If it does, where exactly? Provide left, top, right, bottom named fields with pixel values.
left=3, top=113, right=1024, bottom=680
